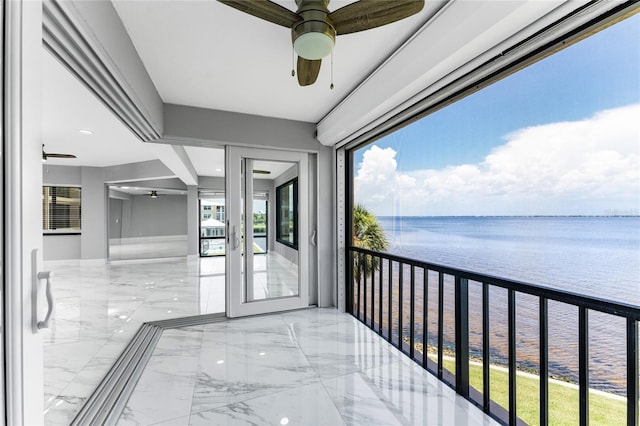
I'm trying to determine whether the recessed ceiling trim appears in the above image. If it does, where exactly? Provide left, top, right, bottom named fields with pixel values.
left=42, top=0, right=162, bottom=142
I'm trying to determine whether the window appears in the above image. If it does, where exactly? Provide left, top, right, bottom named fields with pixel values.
left=203, top=213, right=212, bottom=219
left=42, top=186, right=81, bottom=232
left=348, top=14, right=639, bottom=426
left=215, top=206, right=225, bottom=221
left=276, top=178, right=297, bottom=248
left=203, top=205, right=212, bottom=210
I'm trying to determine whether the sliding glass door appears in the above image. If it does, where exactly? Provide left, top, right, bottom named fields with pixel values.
left=226, top=146, right=310, bottom=317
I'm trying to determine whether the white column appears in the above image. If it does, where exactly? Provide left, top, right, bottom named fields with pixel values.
left=187, top=185, right=199, bottom=257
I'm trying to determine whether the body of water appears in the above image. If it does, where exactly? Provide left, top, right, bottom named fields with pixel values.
left=375, top=216, right=640, bottom=394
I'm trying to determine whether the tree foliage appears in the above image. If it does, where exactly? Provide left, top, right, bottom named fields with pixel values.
left=353, top=204, right=388, bottom=280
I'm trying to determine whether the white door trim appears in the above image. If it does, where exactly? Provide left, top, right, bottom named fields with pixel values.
left=4, top=1, right=45, bottom=424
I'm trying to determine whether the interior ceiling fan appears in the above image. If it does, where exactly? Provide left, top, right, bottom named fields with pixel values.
left=218, top=0, right=425, bottom=86
left=42, top=144, right=76, bottom=161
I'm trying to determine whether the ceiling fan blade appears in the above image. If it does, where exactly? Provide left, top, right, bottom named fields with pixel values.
left=329, top=0, right=424, bottom=35
left=217, top=0, right=300, bottom=28
left=297, top=57, right=322, bottom=86
left=46, top=153, right=77, bottom=159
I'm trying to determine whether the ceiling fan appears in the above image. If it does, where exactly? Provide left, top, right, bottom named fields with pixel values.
left=218, top=0, right=425, bottom=86
left=42, top=144, right=76, bottom=161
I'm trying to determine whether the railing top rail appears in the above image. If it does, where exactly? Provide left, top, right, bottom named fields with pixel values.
left=349, top=246, right=640, bottom=320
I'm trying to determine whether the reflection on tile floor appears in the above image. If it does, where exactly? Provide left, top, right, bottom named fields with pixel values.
left=117, top=309, right=498, bottom=426
left=250, top=252, right=298, bottom=301
left=43, top=256, right=224, bottom=425
left=43, top=250, right=301, bottom=425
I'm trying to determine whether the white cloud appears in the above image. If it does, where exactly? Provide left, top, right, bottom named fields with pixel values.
left=355, top=104, right=640, bottom=216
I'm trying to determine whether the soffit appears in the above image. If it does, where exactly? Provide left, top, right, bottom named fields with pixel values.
left=42, top=48, right=160, bottom=167
left=111, top=0, right=441, bottom=123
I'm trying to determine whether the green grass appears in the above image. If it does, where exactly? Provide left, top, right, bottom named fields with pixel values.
left=427, top=355, right=627, bottom=425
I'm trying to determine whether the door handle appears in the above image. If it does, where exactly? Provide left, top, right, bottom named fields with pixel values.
left=232, top=225, right=241, bottom=250
left=32, top=249, right=56, bottom=333
left=311, top=229, right=317, bottom=247
left=36, top=271, right=55, bottom=330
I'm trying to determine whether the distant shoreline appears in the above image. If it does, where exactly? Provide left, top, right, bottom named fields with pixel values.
left=377, top=215, right=640, bottom=218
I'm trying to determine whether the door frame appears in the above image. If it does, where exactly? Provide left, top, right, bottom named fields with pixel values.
left=4, top=1, right=45, bottom=424
left=225, top=146, right=310, bottom=317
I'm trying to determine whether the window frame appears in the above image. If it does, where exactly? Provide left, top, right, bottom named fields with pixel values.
left=276, top=178, right=298, bottom=249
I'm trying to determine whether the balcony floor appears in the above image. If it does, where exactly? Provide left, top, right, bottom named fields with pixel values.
left=117, top=308, right=498, bottom=425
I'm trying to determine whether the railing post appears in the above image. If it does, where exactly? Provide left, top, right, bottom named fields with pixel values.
left=423, top=268, right=428, bottom=369
left=398, top=263, right=404, bottom=350
left=455, top=277, right=469, bottom=397
left=363, top=254, right=368, bottom=325
left=628, top=318, right=638, bottom=426
left=579, top=307, right=589, bottom=426
left=379, top=257, right=383, bottom=336
left=356, top=252, right=362, bottom=319
left=438, top=272, right=444, bottom=380
left=388, top=261, right=393, bottom=342
left=346, top=249, right=353, bottom=314
left=410, top=266, right=415, bottom=360
left=371, top=255, right=375, bottom=329
left=483, top=283, right=490, bottom=413
left=540, top=297, right=549, bottom=426
left=508, top=289, right=517, bottom=425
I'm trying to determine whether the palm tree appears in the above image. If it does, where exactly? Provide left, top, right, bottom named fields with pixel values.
left=353, top=204, right=388, bottom=281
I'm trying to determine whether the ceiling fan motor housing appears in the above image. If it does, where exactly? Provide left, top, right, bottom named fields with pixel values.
left=292, top=0, right=336, bottom=60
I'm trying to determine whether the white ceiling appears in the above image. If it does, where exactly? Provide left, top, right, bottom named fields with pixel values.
left=44, top=0, right=438, bottom=178
left=184, top=145, right=296, bottom=180
left=42, top=48, right=158, bottom=167
left=111, top=0, right=437, bottom=123
left=44, top=49, right=240, bottom=178
left=43, top=1, right=600, bottom=182
left=110, top=186, right=186, bottom=196
left=184, top=146, right=225, bottom=177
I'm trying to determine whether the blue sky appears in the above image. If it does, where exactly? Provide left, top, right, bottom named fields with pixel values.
left=354, top=14, right=640, bottom=171
left=354, top=14, right=640, bottom=216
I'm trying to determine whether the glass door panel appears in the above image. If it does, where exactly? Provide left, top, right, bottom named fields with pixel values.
left=246, top=164, right=298, bottom=303
left=226, top=146, right=309, bottom=317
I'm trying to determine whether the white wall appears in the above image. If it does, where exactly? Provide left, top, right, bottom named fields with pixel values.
left=44, top=164, right=192, bottom=260
left=125, top=194, right=187, bottom=237
left=80, top=167, right=107, bottom=260
left=41, top=165, right=108, bottom=260
left=43, top=235, right=81, bottom=260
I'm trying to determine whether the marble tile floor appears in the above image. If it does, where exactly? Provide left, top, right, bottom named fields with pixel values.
left=250, top=252, right=299, bottom=301
left=43, top=256, right=225, bottom=425
left=117, top=309, right=499, bottom=426
left=43, top=250, right=302, bottom=425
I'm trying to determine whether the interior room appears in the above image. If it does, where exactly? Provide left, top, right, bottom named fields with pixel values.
left=2, top=1, right=638, bottom=425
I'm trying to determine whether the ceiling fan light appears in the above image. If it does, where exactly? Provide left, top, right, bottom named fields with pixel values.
left=294, top=31, right=334, bottom=60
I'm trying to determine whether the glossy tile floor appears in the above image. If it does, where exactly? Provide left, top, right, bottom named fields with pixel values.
left=43, top=249, right=301, bottom=425
left=250, top=251, right=299, bottom=301
left=43, top=256, right=225, bottom=425
left=117, top=309, right=498, bottom=426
